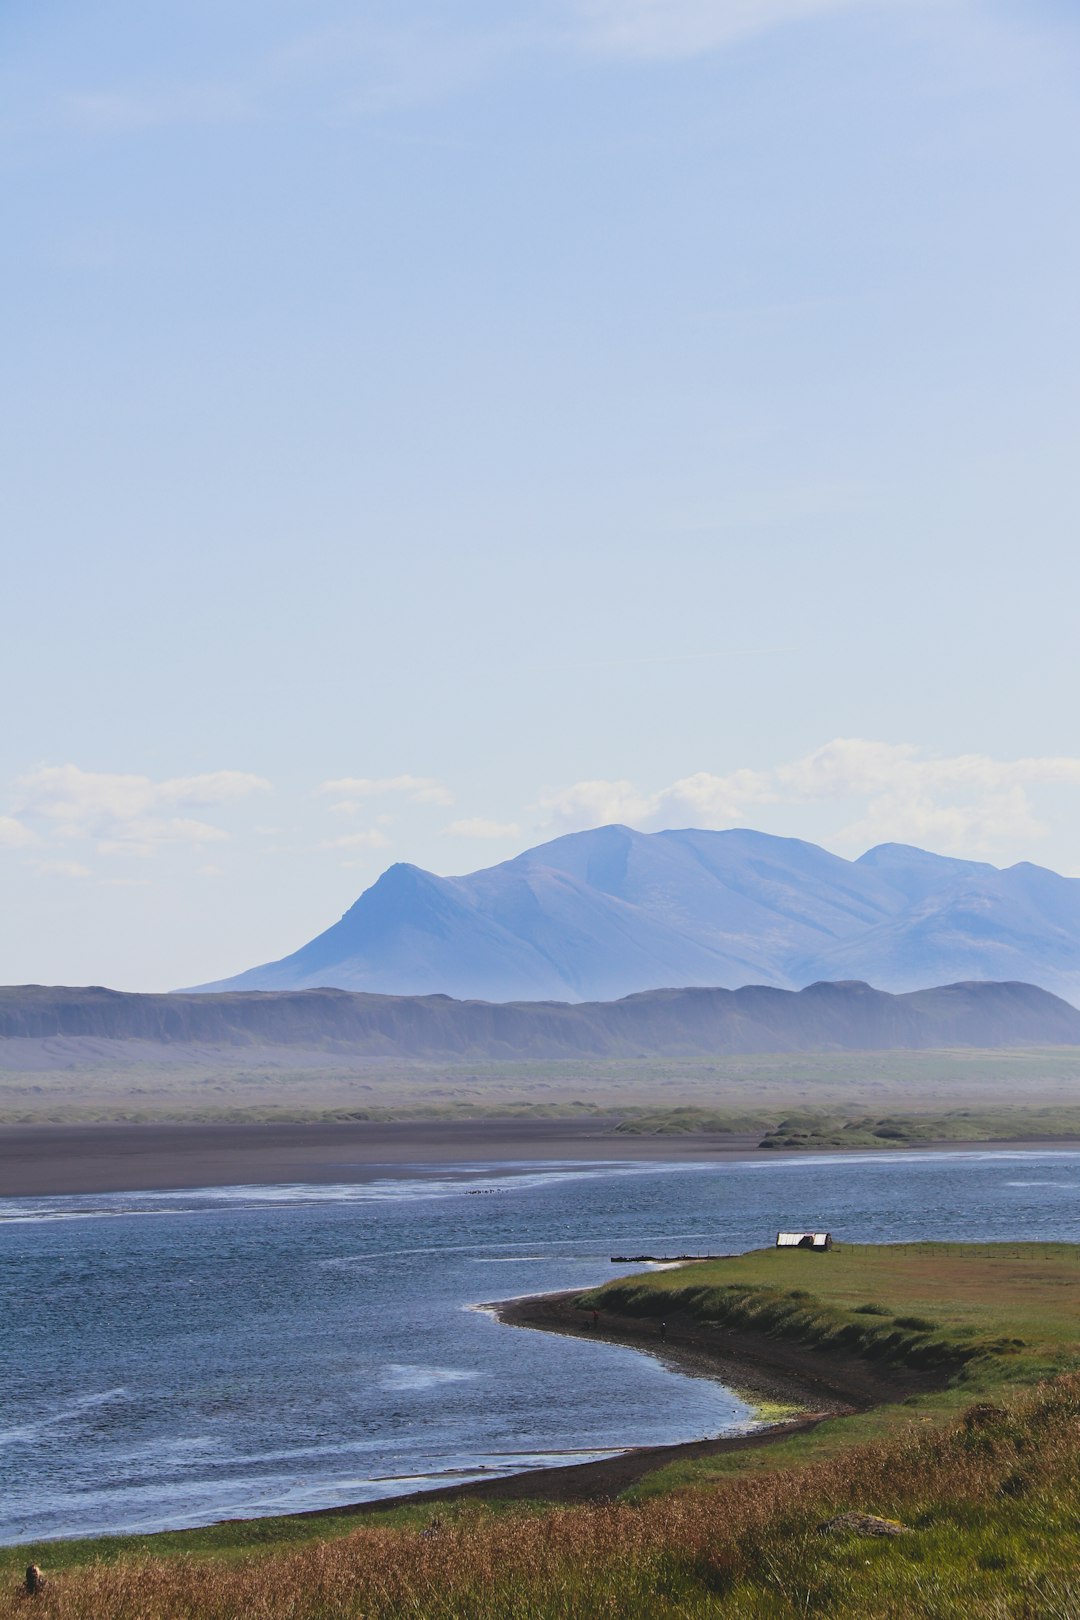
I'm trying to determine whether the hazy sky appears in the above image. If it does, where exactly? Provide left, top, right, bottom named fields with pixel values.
left=3, top=0, right=1080, bottom=990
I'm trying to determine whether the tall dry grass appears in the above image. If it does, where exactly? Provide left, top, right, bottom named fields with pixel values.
left=8, top=1376, right=1080, bottom=1619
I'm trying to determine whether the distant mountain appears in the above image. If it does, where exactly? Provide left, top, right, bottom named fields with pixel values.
left=3, top=980, right=1079, bottom=1060
left=191, top=826, right=1080, bottom=1005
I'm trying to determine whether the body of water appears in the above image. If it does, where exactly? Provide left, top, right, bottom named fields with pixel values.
left=3, top=1149, right=1080, bottom=1543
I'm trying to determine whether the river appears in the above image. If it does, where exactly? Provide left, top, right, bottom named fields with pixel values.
left=2, top=1149, right=1079, bottom=1543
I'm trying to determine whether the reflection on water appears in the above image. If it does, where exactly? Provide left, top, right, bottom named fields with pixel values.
left=2, top=1150, right=1080, bottom=1543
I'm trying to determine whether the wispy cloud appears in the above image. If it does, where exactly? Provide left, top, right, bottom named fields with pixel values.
left=445, top=817, right=522, bottom=839
left=564, top=0, right=871, bottom=60
left=61, top=14, right=532, bottom=135
left=320, top=829, right=392, bottom=851
left=33, top=859, right=92, bottom=879
left=319, top=775, right=453, bottom=811
left=541, top=740, right=1080, bottom=856
left=274, top=16, right=537, bottom=115
left=64, top=83, right=254, bottom=132
left=58, top=0, right=879, bottom=138
left=11, top=765, right=270, bottom=857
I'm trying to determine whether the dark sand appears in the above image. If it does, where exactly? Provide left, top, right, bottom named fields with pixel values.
left=4, top=1118, right=1079, bottom=1199
left=0, top=1119, right=777, bottom=1197
left=287, top=1282, right=945, bottom=1517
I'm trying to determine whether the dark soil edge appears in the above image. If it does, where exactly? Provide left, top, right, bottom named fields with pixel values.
left=281, top=1281, right=946, bottom=1520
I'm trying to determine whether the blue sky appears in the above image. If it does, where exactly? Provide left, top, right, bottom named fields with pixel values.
left=3, top=0, right=1080, bottom=990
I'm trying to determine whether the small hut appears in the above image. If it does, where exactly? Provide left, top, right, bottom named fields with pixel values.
left=776, top=1231, right=832, bottom=1251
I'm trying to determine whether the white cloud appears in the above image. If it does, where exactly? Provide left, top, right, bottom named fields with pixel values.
left=445, top=818, right=523, bottom=840
left=0, top=816, right=34, bottom=848
left=542, top=740, right=1080, bottom=857
left=769, top=741, right=1080, bottom=852
left=776, top=740, right=1080, bottom=799
left=319, top=775, right=453, bottom=810
left=538, top=778, right=657, bottom=828
left=320, top=829, right=392, bottom=851
left=12, top=765, right=270, bottom=857
left=567, top=0, right=869, bottom=60
left=33, top=860, right=92, bottom=879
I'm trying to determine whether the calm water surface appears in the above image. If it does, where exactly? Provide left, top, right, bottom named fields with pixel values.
left=3, top=1150, right=1080, bottom=1543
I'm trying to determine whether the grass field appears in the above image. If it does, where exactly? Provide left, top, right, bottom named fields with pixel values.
left=7, top=1243, right=1080, bottom=1617
left=581, top=1242, right=1080, bottom=1490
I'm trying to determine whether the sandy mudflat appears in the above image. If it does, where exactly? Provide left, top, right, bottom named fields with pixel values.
left=3, top=1119, right=1078, bottom=1198
left=0, top=1118, right=778, bottom=1197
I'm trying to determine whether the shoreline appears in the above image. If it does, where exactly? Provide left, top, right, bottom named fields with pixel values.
left=279, top=1278, right=944, bottom=1519
left=1, top=1278, right=876, bottom=1548
left=4, top=1117, right=1080, bottom=1198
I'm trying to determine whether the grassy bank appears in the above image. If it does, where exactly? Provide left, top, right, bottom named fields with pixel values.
left=582, top=1242, right=1067, bottom=1384
left=7, top=1244, right=1080, bottom=1617
left=579, top=1243, right=1080, bottom=1490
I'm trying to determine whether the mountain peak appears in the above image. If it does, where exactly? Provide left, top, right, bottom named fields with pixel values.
left=190, top=826, right=1080, bottom=1006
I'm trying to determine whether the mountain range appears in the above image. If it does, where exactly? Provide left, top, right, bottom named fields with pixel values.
left=194, top=826, right=1080, bottom=1005
left=4, top=980, right=1079, bottom=1060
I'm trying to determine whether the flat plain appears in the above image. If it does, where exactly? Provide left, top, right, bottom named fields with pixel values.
left=7, top=1047, right=1080, bottom=1196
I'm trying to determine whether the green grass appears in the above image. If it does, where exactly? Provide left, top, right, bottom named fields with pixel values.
left=578, top=1242, right=1080, bottom=1499
left=581, top=1241, right=1080, bottom=1374
left=756, top=1103, right=1080, bottom=1151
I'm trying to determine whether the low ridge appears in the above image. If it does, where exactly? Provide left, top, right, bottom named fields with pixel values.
left=2, top=979, right=1079, bottom=1060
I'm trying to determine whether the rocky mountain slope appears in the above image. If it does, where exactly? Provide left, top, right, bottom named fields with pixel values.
left=192, top=826, right=1080, bottom=1003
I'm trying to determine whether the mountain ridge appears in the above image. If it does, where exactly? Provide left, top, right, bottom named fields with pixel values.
left=191, top=826, right=1080, bottom=1004
left=3, top=979, right=1079, bottom=1060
